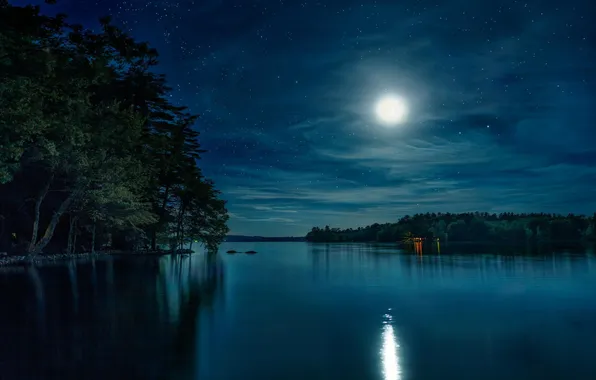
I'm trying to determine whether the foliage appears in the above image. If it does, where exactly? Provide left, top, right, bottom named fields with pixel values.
left=306, top=212, right=596, bottom=243
left=0, top=2, right=228, bottom=254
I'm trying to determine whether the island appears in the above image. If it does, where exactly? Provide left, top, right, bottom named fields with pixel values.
left=306, top=212, right=596, bottom=243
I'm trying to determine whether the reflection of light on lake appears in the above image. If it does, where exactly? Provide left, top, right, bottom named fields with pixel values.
left=381, top=312, right=401, bottom=380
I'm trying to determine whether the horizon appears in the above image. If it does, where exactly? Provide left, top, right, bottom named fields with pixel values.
left=230, top=210, right=596, bottom=237
left=31, top=0, right=596, bottom=236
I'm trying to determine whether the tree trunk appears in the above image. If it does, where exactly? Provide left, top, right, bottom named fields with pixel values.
left=180, top=223, right=185, bottom=250
left=72, top=218, right=78, bottom=254
left=150, top=228, right=157, bottom=251
left=0, top=213, right=7, bottom=253
left=180, top=211, right=187, bottom=250
left=67, top=215, right=78, bottom=254
left=152, top=184, right=171, bottom=250
left=91, top=222, right=96, bottom=254
left=175, top=216, right=181, bottom=249
left=30, top=190, right=79, bottom=255
left=175, top=202, right=186, bottom=250
left=28, top=174, right=53, bottom=254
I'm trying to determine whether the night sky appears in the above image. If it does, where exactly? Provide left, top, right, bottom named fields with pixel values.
left=18, top=0, right=596, bottom=236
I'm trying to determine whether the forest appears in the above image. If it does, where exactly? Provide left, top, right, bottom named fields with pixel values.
left=0, top=1, right=228, bottom=255
left=306, top=212, right=596, bottom=243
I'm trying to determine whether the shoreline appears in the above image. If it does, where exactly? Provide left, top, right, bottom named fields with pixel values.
left=0, top=249, right=195, bottom=269
left=304, top=240, right=594, bottom=245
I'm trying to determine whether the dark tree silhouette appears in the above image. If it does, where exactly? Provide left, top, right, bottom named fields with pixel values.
left=306, top=212, right=596, bottom=243
left=0, top=2, right=228, bottom=255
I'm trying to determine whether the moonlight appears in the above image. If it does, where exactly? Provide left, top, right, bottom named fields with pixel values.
left=375, top=95, right=408, bottom=125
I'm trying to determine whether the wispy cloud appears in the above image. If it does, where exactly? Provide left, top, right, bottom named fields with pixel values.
left=251, top=205, right=298, bottom=213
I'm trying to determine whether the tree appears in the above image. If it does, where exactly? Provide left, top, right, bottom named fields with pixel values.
left=0, top=2, right=228, bottom=255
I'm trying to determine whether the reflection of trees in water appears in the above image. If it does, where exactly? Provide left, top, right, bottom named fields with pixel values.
left=307, top=243, right=596, bottom=283
left=0, top=254, right=223, bottom=380
left=310, top=243, right=393, bottom=282
left=167, top=254, right=223, bottom=378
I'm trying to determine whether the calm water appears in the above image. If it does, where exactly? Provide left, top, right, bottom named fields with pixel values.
left=2, top=243, right=596, bottom=380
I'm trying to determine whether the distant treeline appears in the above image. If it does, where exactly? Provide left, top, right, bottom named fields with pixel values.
left=306, top=212, right=596, bottom=243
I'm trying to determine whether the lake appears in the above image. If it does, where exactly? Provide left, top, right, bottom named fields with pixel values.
left=1, top=242, right=596, bottom=380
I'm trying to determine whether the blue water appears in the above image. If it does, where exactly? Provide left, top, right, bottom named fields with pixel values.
left=204, top=243, right=596, bottom=380
left=1, top=243, right=596, bottom=380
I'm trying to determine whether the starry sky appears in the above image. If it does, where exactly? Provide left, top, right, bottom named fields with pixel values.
left=18, top=0, right=596, bottom=236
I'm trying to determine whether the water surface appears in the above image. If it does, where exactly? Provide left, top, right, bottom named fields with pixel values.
left=2, top=243, right=596, bottom=380
left=207, top=243, right=596, bottom=380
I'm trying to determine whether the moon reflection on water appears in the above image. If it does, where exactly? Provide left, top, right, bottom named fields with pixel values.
left=380, top=311, right=402, bottom=380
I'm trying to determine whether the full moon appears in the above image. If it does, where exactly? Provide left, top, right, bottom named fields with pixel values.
left=375, top=95, right=407, bottom=125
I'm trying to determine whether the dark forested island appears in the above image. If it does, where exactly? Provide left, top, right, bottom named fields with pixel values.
left=306, top=212, right=596, bottom=243
left=0, top=2, right=228, bottom=256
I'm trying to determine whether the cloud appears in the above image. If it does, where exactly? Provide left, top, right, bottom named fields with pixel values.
left=228, top=211, right=297, bottom=224
left=251, top=205, right=298, bottom=213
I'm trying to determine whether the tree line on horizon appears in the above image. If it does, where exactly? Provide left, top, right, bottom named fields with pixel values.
left=0, top=1, right=229, bottom=255
left=306, top=212, right=596, bottom=243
